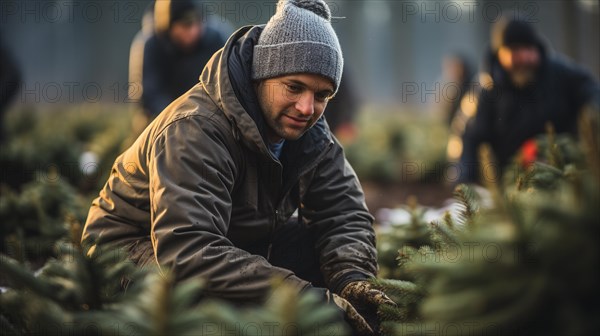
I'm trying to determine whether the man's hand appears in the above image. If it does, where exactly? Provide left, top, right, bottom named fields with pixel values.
left=341, top=280, right=397, bottom=308
left=324, top=290, right=375, bottom=336
left=340, top=280, right=397, bottom=334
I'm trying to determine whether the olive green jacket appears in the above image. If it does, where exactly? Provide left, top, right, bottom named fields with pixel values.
left=83, top=26, right=377, bottom=302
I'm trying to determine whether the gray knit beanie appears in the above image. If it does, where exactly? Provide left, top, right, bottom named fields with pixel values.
left=251, top=0, right=343, bottom=91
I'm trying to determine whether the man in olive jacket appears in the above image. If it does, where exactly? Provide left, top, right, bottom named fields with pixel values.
left=84, top=0, right=391, bottom=333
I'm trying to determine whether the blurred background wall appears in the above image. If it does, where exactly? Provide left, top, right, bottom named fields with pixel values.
left=1, top=0, right=599, bottom=108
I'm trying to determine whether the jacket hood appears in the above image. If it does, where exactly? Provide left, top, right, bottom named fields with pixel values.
left=199, top=25, right=333, bottom=159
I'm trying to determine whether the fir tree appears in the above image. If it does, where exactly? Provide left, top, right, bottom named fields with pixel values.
left=373, top=115, right=600, bottom=335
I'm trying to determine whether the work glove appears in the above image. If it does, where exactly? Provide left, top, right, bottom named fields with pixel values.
left=341, top=280, right=397, bottom=308
left=340, top=280, right=397, bottom=333
left=324, top=290, right=375, bottom=336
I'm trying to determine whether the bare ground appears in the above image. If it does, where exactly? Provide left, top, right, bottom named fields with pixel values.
left=362, top=181, right=454, bottom=213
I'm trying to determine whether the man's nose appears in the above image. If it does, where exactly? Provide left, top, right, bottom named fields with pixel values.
left=295, top=92, right=315, bottom=117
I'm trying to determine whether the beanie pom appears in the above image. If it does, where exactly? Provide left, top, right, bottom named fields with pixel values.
left=283, top=0, right=331, bottom=21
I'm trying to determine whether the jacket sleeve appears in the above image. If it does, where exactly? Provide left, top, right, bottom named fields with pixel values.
left=300, top=141, right=377, bottom=294
left=141, top=38, right=174, bottom=117
left=0, top=42, right=20, bottom=111
left=459, top=87, right=495, bottom=184
left=148, top=114, right=310, bottom=302
left=564, top=61, right=600, bottom=113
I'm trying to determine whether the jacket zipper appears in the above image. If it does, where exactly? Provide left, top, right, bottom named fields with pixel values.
left=266, top=152, right=282, bottom=262
left=266, top=209, right=278, bottom=261
left=279, top=140, right=334, bottom=199
left=265, top=140, right=334, bottom=262
left=266, top=243, right=273, bottom=261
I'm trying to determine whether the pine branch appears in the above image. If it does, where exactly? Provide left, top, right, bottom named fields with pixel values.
left=0, top=313, right=21, bottom=336
left=578, top=106, right=600, bottom=184
left=377, top=304, right=413, bottom=322
left=0, top=254, right=56, bottom=298
left=478, top=143, right=503, bottom=208
left=370, top=278, right=424, bottom=306
left=525, top=162, right=564, bottom=190
left=545, top=122, right=565, bottom=169
left=453, top=184, right=480, bottom=227
left=2, top=290, right=76, bottom=335
left=430, top=218, right=458, bottom=246
left=442, top=209, right=455, bottom=229
left=396, top=245, right=419, bottom=269
left=280, top=282, right=346, bottom=334
left=516, top=164, right=537, bottom=191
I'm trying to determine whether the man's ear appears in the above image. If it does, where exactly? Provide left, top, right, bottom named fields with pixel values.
left=253, top=80, right=262, bottom=98
left=253, top=80, right=265, bottom=105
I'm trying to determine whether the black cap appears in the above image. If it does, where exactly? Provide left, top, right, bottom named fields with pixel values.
left=154, top=0, right=200, bottom=33
left=170, top=0, right=198, bottom=24
left=503, top=19, right=540, bottom=48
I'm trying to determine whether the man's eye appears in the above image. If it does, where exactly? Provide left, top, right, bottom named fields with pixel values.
left=286, top=84, right=303, bottom=93
left=315, top=92, right=330, bottom=102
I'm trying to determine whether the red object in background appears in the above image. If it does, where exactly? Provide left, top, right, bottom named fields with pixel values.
left=520, top=138, right=538, bottom=167
left=335, top=123, right=358, bottom=145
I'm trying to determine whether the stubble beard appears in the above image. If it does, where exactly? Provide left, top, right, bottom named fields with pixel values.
left=510, top=65, right=538, bottom=89
left=258, top=94, right=310, bottom=142
left=267, top=109, right=313, bottom=141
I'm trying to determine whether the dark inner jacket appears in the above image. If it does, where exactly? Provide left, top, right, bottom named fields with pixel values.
left=83, top=25, right=377, bottom=303
left=459, top=38, right=600, bottom=183
left=141, top=24, right=228, bottom=117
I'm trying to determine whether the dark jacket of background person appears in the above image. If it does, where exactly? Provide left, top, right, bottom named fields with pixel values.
left=459, top=21, right=600, bottom=184
left=442, top=53, right=476, bottom=125
left=82, top=26, right=377, bottom=303
left=323, top=65, right=359, bottom=134
left=0, top=39, right=21, bottom=142
left=138, top=2, right=228, bottom=118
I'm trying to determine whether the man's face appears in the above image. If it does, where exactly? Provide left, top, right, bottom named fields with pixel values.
left=497, top=45, right=541, bottom=88
left=169, top=19, right=203, bottom=51
left=256, top=73, right=335, bottom=143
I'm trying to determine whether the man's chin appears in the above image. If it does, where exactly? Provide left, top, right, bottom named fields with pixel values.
left=279, top=128, right=308, bottom=141
left=281, top=133, right=304, bottom=141
left=511, top=72, right=536, bottom=88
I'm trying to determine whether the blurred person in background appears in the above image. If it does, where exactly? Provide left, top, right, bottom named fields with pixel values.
left=440, top=53, right=476, bottom=125
left=127, top=3, right=156, bottom=138
left=129, top=0, right=229, bottom=126
left=323, top=65, right=361, bottom=144
left=458, top=16, right=600, bottom=184
left=0, top=37, right=21, bottom=143
left=440, top=53, right=479, bottom=176
left=84, top=0, right=392, bottom=334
